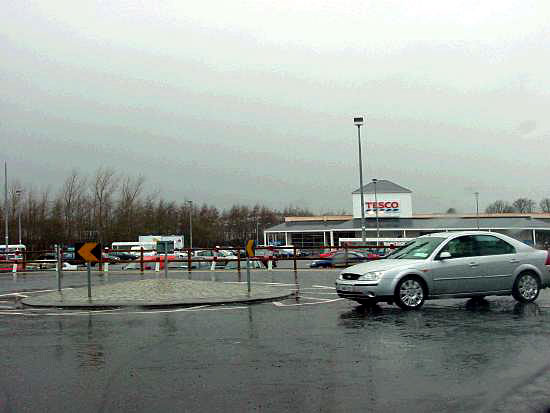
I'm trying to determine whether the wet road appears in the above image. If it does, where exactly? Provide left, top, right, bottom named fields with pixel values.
left=1, top=269, right=550, bottom=412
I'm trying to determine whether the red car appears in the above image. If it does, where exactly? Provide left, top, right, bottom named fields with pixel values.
left=319, top=249, right=340, bottom=259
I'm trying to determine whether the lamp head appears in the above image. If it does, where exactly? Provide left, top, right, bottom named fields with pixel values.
left=353, top=116, right=365, bottom=126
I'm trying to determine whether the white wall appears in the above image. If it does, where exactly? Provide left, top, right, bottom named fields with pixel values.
left=352, top=192, right=413, bottom=218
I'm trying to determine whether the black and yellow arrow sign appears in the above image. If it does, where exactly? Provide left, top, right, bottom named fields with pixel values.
left=246, top=240, right=255, bottom=258
left=75, top=242, right=102, bottom=262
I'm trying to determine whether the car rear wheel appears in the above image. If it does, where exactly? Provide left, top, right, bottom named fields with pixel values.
left=395, top=276, right=426, bottom=310
left=512, top=272, right=540, bottom=303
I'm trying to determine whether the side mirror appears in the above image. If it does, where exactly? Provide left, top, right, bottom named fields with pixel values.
left=439, top=251, right=452, bottom=259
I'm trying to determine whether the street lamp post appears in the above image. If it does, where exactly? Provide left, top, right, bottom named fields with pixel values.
left=3, top=162, right=8, bottom=256
left=475, top=192, right=480, bottom=230
left=373, top=179, right=380, bottom=245
left=186, top=200, right=193, bottom=249
left=354, top=116, right=366, bottom=242
left=15, top=189, right=23, bottom=244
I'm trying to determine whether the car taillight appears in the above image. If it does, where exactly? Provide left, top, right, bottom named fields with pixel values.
left=546, top=251, right=550, bottom=266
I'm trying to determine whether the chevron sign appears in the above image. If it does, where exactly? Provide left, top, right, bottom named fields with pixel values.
left=75, top=242, right=102, bottom=262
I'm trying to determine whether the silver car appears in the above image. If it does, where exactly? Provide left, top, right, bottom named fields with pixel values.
left=335, top=231, right=550, bottom=310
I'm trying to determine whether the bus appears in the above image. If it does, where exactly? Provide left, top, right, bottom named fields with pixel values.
left=111, top=241, right=155, bottom=256
left=0, top=244, right=26, bottom=261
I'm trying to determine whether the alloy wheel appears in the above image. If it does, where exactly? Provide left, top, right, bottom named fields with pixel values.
left=399, top=279, right=424, bottom=308
left=518, top=274, right=539, bottom=301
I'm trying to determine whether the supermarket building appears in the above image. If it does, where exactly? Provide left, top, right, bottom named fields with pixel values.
left=264, top=180, right=550, bottom=249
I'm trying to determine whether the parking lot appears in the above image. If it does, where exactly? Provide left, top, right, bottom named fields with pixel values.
left=1, top=268, right=550, bottom=412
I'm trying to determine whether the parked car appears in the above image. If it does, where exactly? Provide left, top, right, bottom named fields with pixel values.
left=351, top=250, right=383, bottom=261
left=335, top=231, right=550, bottom=310
left=254, top=247, right=278, bottom=268
left=102, top=253, right=121, bottom=264
left=310, top=251, right=366, bottom=268
left=319, top=248, right=340, bottom=259
left=110, top=252, right=136, bottom=261
left=123, top=263, right=154, bottom=271
left=273, top=245, right=299, bottom=257
left=193, top=250, right=215, bottom=260
left=223, top=260, right=263, bottom=270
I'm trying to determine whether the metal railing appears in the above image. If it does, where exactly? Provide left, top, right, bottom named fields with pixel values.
left=0, top=244, right=395, bottom=274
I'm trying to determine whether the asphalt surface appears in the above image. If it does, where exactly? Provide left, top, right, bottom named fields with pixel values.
left=1, top=268, right=550, bottom=412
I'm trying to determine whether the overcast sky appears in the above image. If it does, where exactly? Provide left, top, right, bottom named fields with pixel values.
left=2, top=1, right=549, bottom=214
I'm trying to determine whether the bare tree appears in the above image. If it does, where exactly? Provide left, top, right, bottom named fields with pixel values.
left=92, top=167, right=119, bottom=244
left=512, top=198, right=536, bottom=213
left=117, top=175, right=145, bottom=239
left=61, top=170, right=88, bottom=240
left=485, top=200, right=515, bottom=213
left=540, top=198, right=550, bottom=213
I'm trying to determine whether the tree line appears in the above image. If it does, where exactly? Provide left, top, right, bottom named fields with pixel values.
left=485, top=198, right=550, bottom=214
left=0, top=167, right=319, bottom=250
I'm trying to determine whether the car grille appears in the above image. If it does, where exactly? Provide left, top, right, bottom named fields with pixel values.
left=341, top=273, right=361, bottom=280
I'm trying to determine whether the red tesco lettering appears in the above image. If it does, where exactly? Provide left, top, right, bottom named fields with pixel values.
left=365, top=201, right=400, bottom=209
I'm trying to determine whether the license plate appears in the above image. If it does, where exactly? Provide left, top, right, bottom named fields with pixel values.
left=339, top=285, right=354, bottom=292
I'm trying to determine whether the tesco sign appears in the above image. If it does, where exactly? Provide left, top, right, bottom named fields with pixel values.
left=365, top=201, right=400, bottom=212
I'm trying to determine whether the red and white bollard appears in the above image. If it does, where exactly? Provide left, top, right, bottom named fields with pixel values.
left=211, top=247, right=218, bottom=271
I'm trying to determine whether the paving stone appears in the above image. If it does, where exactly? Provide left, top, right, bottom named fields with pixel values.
left=21, top=278, right=294, bottom=308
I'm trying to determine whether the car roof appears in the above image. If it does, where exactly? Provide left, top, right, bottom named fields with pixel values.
left=419, top=231, right=533, bottom=250
left=420, top=231, right=503, bottom=238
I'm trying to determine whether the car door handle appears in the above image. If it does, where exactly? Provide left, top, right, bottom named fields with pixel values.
left=469, top=262, right=479, bottom=267
left=509, top=259, right=520, bottom=264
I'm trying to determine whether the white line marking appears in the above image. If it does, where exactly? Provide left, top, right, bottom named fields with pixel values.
left=298, top=296, right=335, bottom=301
left=311, top=285, right=335, bottom=289
left=0, top=305, right=249, bottom=317
left=223, top=281, right=297, bottom=286
left=273, top=298, right=344, bottom=307
left=0, top=288, right=73, bottom=297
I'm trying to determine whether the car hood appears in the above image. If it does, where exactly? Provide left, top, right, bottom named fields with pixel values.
left=340, top=259, right=423, bottom=274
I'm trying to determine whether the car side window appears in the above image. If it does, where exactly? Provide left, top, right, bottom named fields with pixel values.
left=440, top=236, right=479, bottom=258
left=474, top=235, right=516, bottom=256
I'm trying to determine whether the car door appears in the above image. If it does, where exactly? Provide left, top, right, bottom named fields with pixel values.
left=473, top=235, right=517, bottom=292
left=431, top=235, right=485, bottom=294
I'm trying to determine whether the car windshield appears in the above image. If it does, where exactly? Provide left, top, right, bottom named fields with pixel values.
left=385, top=237, right=445, bottom=259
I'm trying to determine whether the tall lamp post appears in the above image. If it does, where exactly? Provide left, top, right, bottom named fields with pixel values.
left=354, top=116, right=366, bottom=242
left=3, top=162, right=8, bottom=256
left=373, top=179, right=380, bottom=245
left=186, top=200, right=193, bottom=249
left=474, top=192, right=480, bottom=230
left=15, top=189, right=23, bottom=244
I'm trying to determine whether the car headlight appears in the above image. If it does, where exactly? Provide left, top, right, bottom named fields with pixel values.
left=358, top=271, right=384, bottom=281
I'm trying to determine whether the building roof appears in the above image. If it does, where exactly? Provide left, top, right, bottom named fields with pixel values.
left=352, top=179, right=412, bottom=194
left=266, top=216, right=550, bottom=232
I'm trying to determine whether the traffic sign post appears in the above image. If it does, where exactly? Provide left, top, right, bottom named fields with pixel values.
left=74, top=242, right=101, bottom=300
left=87, top=262, right=92, bottom=299
left=56, top=244, right=63, bottom=291
left=245, top=240, right=255, bottom=294
left=157, top=241, right=174, bottom=278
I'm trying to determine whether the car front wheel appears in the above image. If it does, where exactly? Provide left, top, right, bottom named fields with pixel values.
left=512, top=272, right=540, bottom=303
left=395, top=276, right=426, bottom=310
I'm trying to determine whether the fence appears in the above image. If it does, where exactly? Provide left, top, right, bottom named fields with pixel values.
left=0, top=244, right=394, bottom=274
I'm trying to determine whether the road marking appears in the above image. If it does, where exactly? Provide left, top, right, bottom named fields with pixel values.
left=223, top=281, right=298, bottom=286
left=298, top=296, right=335, bottom=301
left=311, top=285, right=335, bottom=289
left=0, top=305, right=249, bottom=317
left=0, top=288, right=73, bottom=297
left=273, top=298, right=344, bottom=307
